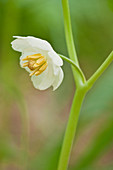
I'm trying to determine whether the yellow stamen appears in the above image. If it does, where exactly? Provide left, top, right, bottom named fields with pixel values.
left=22, top=53, right=48, bottom=76
left=36, top=57, right=46, bottom=65
left=39, top=62, right=48, bottom=72
left=22, top=53, right=42, bottom=61
left=35, top=71, right=41, bottom=76
left=29, top=72, right=35, bottom=77
left=23, top=62, right=28, bottom=67
left=34, top=63, right=48, bottom=76
left=29, top=67, right=40, bottom=76
left=28, top=60, right=36, bottom=70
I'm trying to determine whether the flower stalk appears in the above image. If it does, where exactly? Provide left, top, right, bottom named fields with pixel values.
left=59, top=54, right=86, bottom=83
left=61, top=0, right=86, bottom=88
left=87, top=51, right=113, bottom=89
left=58, top=0, right=113, bottom=170
left=58, top=89, right=86, bottom=170
left=61, top=0, right=79, bottom=66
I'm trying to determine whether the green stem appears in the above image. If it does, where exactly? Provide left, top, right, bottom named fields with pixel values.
left=58, top=0, right=113, bottom=170
left=58, top=89, right=86, bottom=170
left=58, top=0, right=87, bottom=169
left=58, top=51, right=113, bottom=170
left=58, top=1, right=113, bottom=170
left=59, top=54, right=86, bottom=83
left=87, top=51, right=113, bottom=89
left=62, top=0, right=79, bottom=66
left=62, top=0, right=85, bottom=88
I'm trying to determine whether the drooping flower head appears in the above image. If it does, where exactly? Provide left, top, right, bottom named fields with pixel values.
left=11, top=36, right=64, bottom=90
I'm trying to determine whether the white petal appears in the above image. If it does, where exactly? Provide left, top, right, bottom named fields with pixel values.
left=31, top=65, right=54, bottom=90
left=52, top=67, right=64, bottom=91
left=27, top=36, right=53, bottom=51
left=48, top=51, right=63, bottom=66
left=11, top=37, right=30, bottom=52
left=11, top=36, right=53, bottom=52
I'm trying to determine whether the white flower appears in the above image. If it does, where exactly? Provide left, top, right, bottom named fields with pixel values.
left=11, top=36, right=64, bottom=90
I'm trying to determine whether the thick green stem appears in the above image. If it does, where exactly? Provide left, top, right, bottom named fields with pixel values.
left=59, top=1, right=113, bottom=170
left=62, top=0, right=85, bottom=87
left=87, top=51, right=113, bottom=89
left=58, top=89, right=86, bottom=170
left=58, top=0, right=86, bottom=170
left=62, top=0, right=78, bottom=65
left=58, top=51, right=113, bottom=170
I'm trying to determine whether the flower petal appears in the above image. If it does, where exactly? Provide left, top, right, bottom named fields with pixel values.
left=26, top=36, right=53, bottom=51
left=48, top=51, right=63, bottom=66
left=11, top=37, right=30, bottom=52
left=31, top=65, right=54, bottom=90
left=52, top=67, right=64, bottom=91
left=11, top=36, right=53, bottom=52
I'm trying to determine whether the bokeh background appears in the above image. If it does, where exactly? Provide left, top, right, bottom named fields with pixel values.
left=0, top=0, right=113, bottom=169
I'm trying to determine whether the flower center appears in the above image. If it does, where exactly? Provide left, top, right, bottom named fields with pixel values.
left=22, top=53, right=48, bottom=76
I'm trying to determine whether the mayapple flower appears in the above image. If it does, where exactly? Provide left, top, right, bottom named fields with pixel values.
left=11, top=36, right=64, bottom=90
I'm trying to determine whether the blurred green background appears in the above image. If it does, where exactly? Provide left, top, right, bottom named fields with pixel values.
left=0, top=0, right=113, bottom=169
